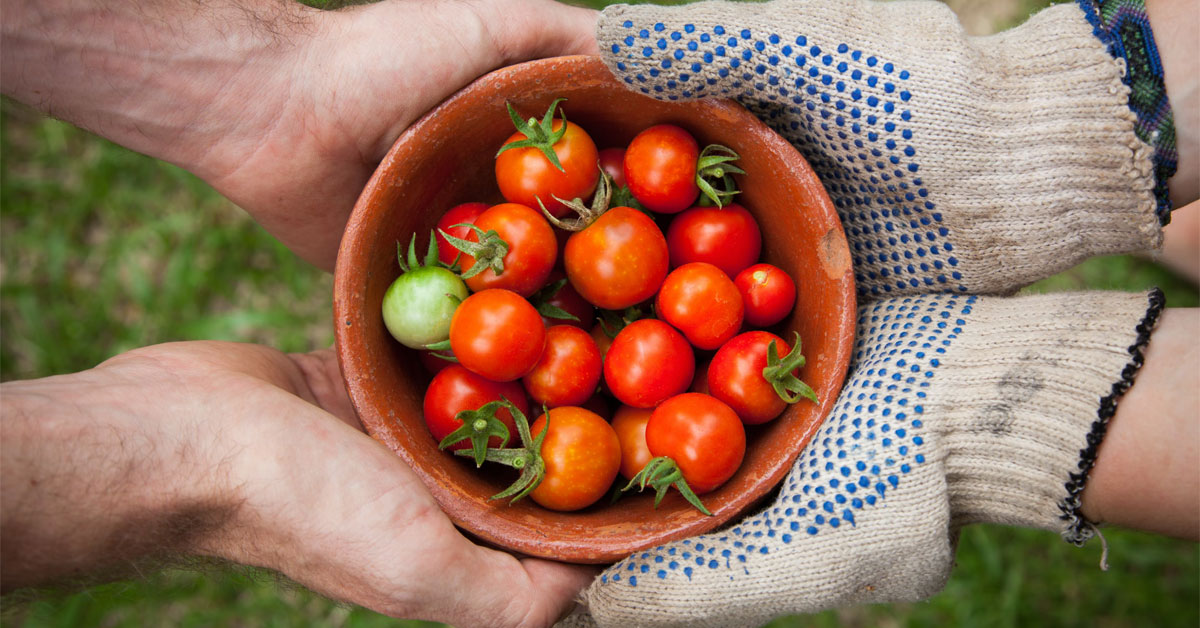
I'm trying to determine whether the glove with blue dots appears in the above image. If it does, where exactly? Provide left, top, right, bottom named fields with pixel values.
left=567, top=289, right=1163, bottom=627
left=597, top=0, right=1168, bottom=299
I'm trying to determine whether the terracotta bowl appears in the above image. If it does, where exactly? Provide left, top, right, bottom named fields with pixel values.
left=334, top=56, right=855, bottom=564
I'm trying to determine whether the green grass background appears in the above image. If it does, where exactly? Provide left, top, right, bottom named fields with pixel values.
left=2, top=0, right=1196, bottom=626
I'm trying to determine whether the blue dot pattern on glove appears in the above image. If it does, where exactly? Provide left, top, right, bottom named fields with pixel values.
left=607, top=20, right=966, bottom=296
left=600, top=294, right=977, bottom=587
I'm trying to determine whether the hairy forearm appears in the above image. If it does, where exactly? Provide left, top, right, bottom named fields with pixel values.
left=0, top=0, right=320, bottom=182
left=1081, top=308, right=1199, bottom=540
left=0, top=360, right=238, bottom=590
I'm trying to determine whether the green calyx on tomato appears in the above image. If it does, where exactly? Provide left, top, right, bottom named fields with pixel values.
left=454, top=400, right=549, bottom=504
left=382, top=232, right=470, bottom=350
left=763, top=332, right=819, bottom=404
left=528, top=278, right=580, bottom=323
left=438, top=223, right=510, bottom=281
left=438, top=400, right=513, bottom=467
left=622, top=456, right=712, bottom=516
left=496, top=98, right=569, bottom=173
left=695, top=144, right=745, bottom=208
left=596, top=305, right=646, bottom=339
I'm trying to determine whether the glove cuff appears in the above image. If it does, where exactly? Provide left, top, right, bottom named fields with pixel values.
left=1075, top=0, right=1178, bottom=223
left=932, top=289, right=1165, bottom=539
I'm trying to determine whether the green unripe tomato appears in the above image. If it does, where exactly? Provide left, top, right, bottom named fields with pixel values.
left=382, top=266, right=469, bottom=349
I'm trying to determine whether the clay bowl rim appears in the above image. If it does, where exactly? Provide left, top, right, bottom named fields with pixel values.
left=333, top=55, right=856, bottom=564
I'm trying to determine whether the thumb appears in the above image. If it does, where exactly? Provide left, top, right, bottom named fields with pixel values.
left=476, top=0, right=601, bottom=62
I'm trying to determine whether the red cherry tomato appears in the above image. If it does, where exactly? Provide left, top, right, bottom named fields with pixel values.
left=449, top=289, right=546, bottom=382
left=419, top=350, right=456, bottom=376
left=666, top=204, right=762, bottom=277
left=564, top=207, right=669, bottom=310
left=422, top=365, right=530, bottom=450
left=734, top=263, right=797, bottom=328
left=623, top=124, right=700, bottom=213
left=496, top=119, right=599, bottom=218
left=528, top=407, right=621, bottom=511
left=690, top=356, right=712, bottom=394
left=522, top=325, right=603, bottom=408
left=611, top=405, right=654, bottom=482
left=435, top=202, right=488, bottom=266
left=656, top=262, right=744, bottom=351
left=598, top=147, right=627, bottom=188
left=456, top=203, right=557, bottom=297
left=590, top=322, right=616, bottom=363
left=708, top=331, right=793, bottom=425
left=604, top=319, right=695, bottom=408
left=535, top=270, right=595, bottom=330
left=646, top=393, right=746, bottom=494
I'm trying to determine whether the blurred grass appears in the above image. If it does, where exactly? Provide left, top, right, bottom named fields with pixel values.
left=2, top=0, right=1196, bottom=626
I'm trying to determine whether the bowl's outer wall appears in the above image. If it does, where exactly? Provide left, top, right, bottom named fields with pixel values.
left=334, top=56, right=855, bottom=563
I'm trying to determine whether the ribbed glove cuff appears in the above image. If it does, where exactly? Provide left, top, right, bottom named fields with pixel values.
left=931, top=289, right=1164, bottom=541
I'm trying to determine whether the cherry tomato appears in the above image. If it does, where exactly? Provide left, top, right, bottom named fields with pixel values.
left=604, top=319, right=694, bottom=408
left=435, top=202, right=488, bottom=266
left=735, top=263, right=797, bottom=328
left=522, top=325, right=603, bottom=408
left=423, top=365, right=529, bottom=450
left=623, top=124, right=700, bottom=213
left=534, top=270, right=595, bottom=330
left=598, top=147, right=627, bottom=188
left=381, top=262, right=468, bottom=350
left=656, top=262, right=744, bottom=350
left=590, top=322, right=616, bottom=363
left=564, top=206, right=669, bottom=310
left=419, top=350, right=456, bottom=376
left=646, top=393, right=746, bottom=494
left=528, top=407, right=621, bottom=511
left=455, top=203, right=557, bottom=297
left=708, top=331, right=793, bottom=425
left=449, top=289, right=546, bottom=382
left=611, top=405, right=654, bottom=481
left=496, top=119, right=599, bottom=218
left=666, top=204, right=762, bottom=277
left=690, top=357, right=712, bottom=394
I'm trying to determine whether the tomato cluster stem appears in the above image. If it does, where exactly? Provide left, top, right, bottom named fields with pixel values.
left=453, top=400, right=549, bottom=504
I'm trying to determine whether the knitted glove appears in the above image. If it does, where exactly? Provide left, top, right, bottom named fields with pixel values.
left=567, top=288, right=1163, bottom=628
left=597, top=0, right=1177, bottom=298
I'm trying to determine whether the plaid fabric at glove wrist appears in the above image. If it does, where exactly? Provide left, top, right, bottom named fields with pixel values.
left=1076, top=0, right=1178, bottom=223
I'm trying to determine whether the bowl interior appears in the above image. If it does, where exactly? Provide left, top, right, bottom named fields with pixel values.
left=334, top=56, right=855, bottom=563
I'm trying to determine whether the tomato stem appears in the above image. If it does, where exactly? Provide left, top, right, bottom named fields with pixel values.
left=438, top=400, right=514, bottom=467
left=762, top=332, right=819, bottom=404
left=496, top=98, right=569, bottom=173
left=695, top=144, right=745, bottom=208
left=537, top=165, right=612, bottom=232
left=438, top=223, right=510, bottom=280
left=622, top=456, right=712, bottom=516
left=397, top=231, right=460, bottom=274
left=453, top=400, right=550, bottom=504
